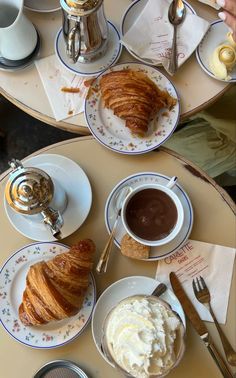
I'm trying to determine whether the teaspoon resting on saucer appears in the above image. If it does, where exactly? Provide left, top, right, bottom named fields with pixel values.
left=96, top=185, right=132, bottom=274
left=168, top=0, right=186, bottom=75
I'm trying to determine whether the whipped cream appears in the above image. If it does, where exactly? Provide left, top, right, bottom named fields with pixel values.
left=105, top=296, right=181, bottom=378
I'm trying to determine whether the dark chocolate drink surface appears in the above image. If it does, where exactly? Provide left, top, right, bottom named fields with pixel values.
left=125, top=188, right=177, bottom=241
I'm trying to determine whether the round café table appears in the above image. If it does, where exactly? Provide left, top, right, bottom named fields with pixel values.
left=0, top=136, right=235, bottom=377
left=0, top=0, right=231, bottom=134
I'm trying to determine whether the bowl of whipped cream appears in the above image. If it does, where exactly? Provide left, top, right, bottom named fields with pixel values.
left=101, top=295, right=185, bottom=378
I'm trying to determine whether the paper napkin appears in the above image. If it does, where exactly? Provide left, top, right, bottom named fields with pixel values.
left=35, top=55, right=92, bottom=121
left=121, top=0, right=210, bottom=75
left=156, top=239, right=235, bottom=324
left=197, top=0, right=220, bottom=10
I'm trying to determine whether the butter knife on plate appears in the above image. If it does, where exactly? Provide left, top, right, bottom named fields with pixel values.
left=169, top=272, right=233, bottom=378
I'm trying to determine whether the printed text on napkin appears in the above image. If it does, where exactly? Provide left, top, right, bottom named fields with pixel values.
left=121, top=0, right=210, bottom=74
left=156, top=239, right=235, bottom=324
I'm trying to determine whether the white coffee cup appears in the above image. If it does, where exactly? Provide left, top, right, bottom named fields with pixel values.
left=121, top=176, right=184, bottom=247
left=0, top=0, right=37, bottom=60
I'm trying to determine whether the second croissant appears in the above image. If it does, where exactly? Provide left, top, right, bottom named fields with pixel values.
left=19, top=239, right=95, bottom=326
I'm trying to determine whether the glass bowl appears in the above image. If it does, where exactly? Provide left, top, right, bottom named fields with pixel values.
left=101, top=294, right=185, bottom=378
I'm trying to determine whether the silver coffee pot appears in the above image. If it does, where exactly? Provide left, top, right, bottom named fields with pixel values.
left=60, top=0, right=109, bottom=63
left=5, top=159, right=64, bottom=238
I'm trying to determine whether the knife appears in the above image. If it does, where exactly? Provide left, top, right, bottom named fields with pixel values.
left=170, top=272, right=233, bottom=378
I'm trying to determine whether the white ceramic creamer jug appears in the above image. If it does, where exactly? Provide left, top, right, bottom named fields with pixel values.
left=0, top=0, right=37, bottom=60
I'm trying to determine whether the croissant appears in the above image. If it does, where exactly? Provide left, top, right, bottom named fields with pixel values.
left=100, top=69, right=177, bottom=136
left=19, top=239, right=95, bottom=326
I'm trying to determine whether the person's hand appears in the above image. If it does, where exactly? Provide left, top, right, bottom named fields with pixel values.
left=217, top=0, right=236, bottom=41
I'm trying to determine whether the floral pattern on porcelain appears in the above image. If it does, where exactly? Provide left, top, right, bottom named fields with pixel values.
left=0, top=242, right=96, bottom=348
left=85, top=63, right=180, bottom=155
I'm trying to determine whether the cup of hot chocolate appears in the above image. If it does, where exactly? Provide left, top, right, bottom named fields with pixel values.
left=121, top=176, right=184, bottom=247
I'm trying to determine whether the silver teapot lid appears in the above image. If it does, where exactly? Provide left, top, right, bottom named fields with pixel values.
left=61, top=0, right=103, bottom=16
left=5, top=159, right=54, bottom=215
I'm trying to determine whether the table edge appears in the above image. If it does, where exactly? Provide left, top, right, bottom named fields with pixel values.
left=1, top=81, right=231, bottom=132
left=0, top=87, right=89, bottom=135
left=0, top=136, right=235, bottom=214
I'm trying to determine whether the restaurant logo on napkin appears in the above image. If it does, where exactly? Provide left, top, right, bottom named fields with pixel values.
left=121, top=0, right=210, bottom=74
left=156, top=239, right=235, bottom=324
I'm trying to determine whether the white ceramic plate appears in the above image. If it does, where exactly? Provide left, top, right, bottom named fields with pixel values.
left=196, top=20, right=236, bottom=82
left=55, top=21, right=122, bottom=77
left=24, top=0, right=61, bottom=13
left=85, top=62, right=180, bottom=155
left=92, top=275, right=186, bottom=366
left=4, top=154, right=92, bottom=241
left=105, top=172, right=193, bottom=260
left=121, top=0, right=196, bottom=66
left=0, top=242, right=96, bottom=349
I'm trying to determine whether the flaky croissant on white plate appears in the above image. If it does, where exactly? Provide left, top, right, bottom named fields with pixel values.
left=100, top=69, right=177, bottom=136
left=19, top=239, right=95, bottom=326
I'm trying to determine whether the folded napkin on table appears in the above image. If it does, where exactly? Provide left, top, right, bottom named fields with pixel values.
left=35, top=55, right=92, bottom=121
left=121, top=0, right=210, bottom=75
left=156, top=239, right=235, bottom=324
left=197, top=0, right=220, bottom=10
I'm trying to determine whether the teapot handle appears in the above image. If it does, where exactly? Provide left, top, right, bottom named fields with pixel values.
left=67, top=20, right=81, bottom=63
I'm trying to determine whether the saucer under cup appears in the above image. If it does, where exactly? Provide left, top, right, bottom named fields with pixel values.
left=105, top=172, right=193, bottom=260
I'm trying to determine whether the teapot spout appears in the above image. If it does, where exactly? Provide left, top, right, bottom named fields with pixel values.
left=41, top=207, right=64, bottom=238
left=8, top=158, right=23, bottom=171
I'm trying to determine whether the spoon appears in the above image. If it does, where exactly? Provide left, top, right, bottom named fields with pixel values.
left=152, top=283, right=167, bottom=297
left=96, top=186, right=132, bottom=274
left=168, top=0, right=186, bottom=75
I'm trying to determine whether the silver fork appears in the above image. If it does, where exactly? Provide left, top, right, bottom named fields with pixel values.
left=192, top=276, right=236, bottom=366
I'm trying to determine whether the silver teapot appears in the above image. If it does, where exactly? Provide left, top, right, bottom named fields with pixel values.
left=60, top=0, right=109, bottom=63
left=5, top=159, right=64, bottom=238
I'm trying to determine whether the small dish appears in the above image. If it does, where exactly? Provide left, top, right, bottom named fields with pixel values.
left=55, top=21, right=122, bottom=77
left=121, top=0, right=196, bottom=66
left=24, top=0, right=61, bottom=13
left=34, top=360, right=88, bottom=378
left=91, top=275, right=186, bottom=366
left=0, top=242, right=96, bottom=349
left=105, top=172, right=193, bottom=260
left=0, top=30, right=40, bottom=72
left=196, top=20, right=236, bottom=82
left=85, top=62, right=180, bottom=155
left=4, top=154, right=92, bottom=241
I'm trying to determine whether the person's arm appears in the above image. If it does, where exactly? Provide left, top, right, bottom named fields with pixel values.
left=217, top=0, right=236, bottom=41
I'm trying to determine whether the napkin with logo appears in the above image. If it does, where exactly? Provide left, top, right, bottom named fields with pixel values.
left=35, top=55, right=92, bottom=121
left=156, top=239, right=235, bottom=324
left=121, top=0, right=210, bottom=75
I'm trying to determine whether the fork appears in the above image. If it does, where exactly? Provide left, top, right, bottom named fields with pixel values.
left=192, top=276, right=236, bottom=366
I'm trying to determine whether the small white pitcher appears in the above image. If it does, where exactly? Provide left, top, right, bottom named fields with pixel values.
left=0, top=0, right=37, bottom=60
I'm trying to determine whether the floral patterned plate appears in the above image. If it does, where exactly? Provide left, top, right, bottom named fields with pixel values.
left=0, top=242, right=96, bottom=349
left=84, top=62, right=180, bottom=155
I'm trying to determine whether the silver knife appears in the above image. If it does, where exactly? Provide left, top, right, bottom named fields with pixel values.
left=170, top=272, right=233, bottom=378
